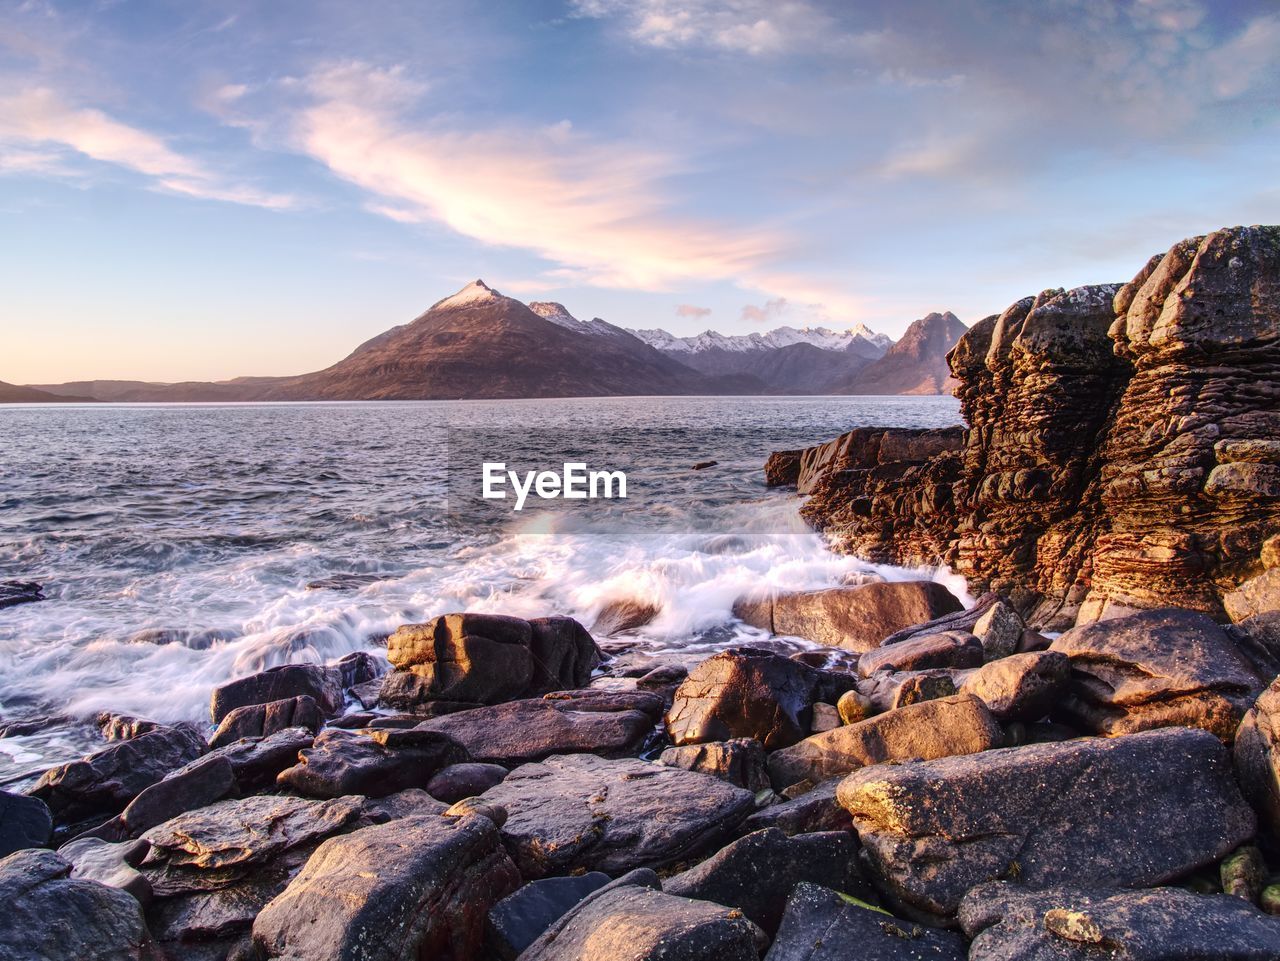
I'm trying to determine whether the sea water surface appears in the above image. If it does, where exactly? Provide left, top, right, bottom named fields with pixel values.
left=0, top=396, right=963, bottom=783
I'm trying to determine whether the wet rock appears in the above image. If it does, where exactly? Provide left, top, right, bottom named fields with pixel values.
left=414, top=690, right=662, bottom=767
left=1050, top=608, right=1264, bottom=740
left=251, top=813, right=520, bottom=961
left=427, top=761, right=510, bottom=803
left=96, top=713, right=162, bottom=741
left=1235, top=675, right=1280, bottom=835
left=30, top=722, right=208, bottom=820
left=208, top=694, right=323, bottom=749
left=955, top=651, right=1071, bottom=722
left=959, top=882, right=1280, bottom=960
left=0, top=579, right=44, bottom=609
left=336, top=650, right=383, bottom=687
left=767, top=694, right=1001, bottom=790
left=857, top=630, right=983, bottom=677
left=276, top=728, right=468, bottom=799
left=0, top=789, right=52, bottom=857
left=665, top=828, right=869, bottom=935
left=692, top=459, right=718, bottom=470
left=0, top=849, right=149, bottom=961
left=210, top=664, right=344, bottom=724
left=444, top=797, right=508, bottom=827
left=592, top=598, right=660, bottom=636
left=836, top=688, right=876, bottom=723
left=634, top=663, right=688, bottom=704
left=764, top=449, right=803, bottom=487
left=766, top=882, right=967, bottom=961
left=479, top=754, right=756, bottom=879
left=125, top=627, right=235, bottom=650
left=518, top=882, right=765, bottom=961
left=486, top=872, right=611, bottom=960
left=115, top=754, right=237, bottom=837
left=207, top=726, right=314, bottom=792
left=666, top=648, right=859, bottom=751
left=839, top=727, right=1257, bottom=917
left=60, top=836, right=154, bottom=905
left=658, top=738, right=770, bottom=791
left=740, top=777, right=851, bottom=836
left=383, top=613, right=601, bottom=712
left=304, top=573, right=386, bottom=591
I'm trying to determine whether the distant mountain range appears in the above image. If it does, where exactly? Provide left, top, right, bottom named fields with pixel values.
left=12, top=281, right=968, bottom=402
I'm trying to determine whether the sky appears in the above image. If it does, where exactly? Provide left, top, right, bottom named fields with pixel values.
left=2, top=0, right=1278, bottom=383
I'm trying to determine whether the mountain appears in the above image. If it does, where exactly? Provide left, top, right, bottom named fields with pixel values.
left=0, top=380, right=95, bottom=403
left=830, top=311, right=969, bottom=395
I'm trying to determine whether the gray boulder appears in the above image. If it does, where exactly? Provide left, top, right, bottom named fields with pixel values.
left=276, top=728, right=468, bottom=798
left=205, top=725, right=314, bottom=791
left=210, top=663, right=344, bottom=724
left=59, top=836, right=153, bottom=905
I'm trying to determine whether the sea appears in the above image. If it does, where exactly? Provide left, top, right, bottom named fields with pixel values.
left=0, top=396, right=964, bottom=786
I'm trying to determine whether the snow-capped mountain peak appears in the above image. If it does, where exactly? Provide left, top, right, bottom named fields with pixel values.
left=528, top=301, right=619, bottom=337
left=628, top=323, right=893, bottom=355
left=430, top=279, right=502, bottom=311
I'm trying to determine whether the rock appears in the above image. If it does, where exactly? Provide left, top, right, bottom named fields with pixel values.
left=0, top=849, right=149, bottom=961
left=857, top=670, right=956, bottom=712
left=478, top=754, right=756, bottom=878
left=486, top=872, right=611, bottom=961
left=335, top=650, right=384, bottom=687
left=665, top=648, right=859, bottom=751
left=857, top=631, right=983, bottom=677
left=30, top=722, right=208, bottom=820
left=381, top=613, right=601, bottom=711
left=251, top=813, right=520, bottom=961
left=276, top=728, right=468, bottom=799
left=0, top=579, right=44, bottom=609
left=209, top=694, right=323, bottom=749
left=208, top=726, right=314, bottom=792
left=839, top=727, right=1257, bottom=917
left=0, top=789, right=52, bottom=857
left=517, top=883, right=764, bottom=961
left=428, top=762, right=510, bottom=803
left=592, top=598, right=660, bottom=636
left=362, top=787, right=449, bottom=823
left=810, top=702, right=840, bottom=732
left=955, top=651, right=1071, bottom=722
left=414, top=690, right=662, bottom=767
left=959, top=882, right=1280, bottom=960
left=664, top=828, right=869, bottom=935
left=304, top=573, right=385, bottom=591
left=764, top=450, right=803, bottom=487
left=766, top=882, right=967, bottom=961
left=1235, top=675, right=1280, bottom=835
left=971, top=600, right=1024, bottom=660
left=634, top=663, right=688, bottom=703
left=210, top=664, right=343, bottom=724
left=740, top=777, right=851, bottom=836
left=117, top=754, right=237, bottom=837
left=692, top=460, right=717, bottom=470
left=753, top=581, right=965, bottom=652
left=125, top=627, right=235, bottom=650
left=876, top=591, right=1006, bottom=646
left=444, top=797, right=509, bottom=827
left=836, top=689, right=875, bottom=724
left=59, top=836, right=153, bottom=905
left=767, top=694, right=1001, bottom=790
left=1228, top=569, right=1280, bottom=623
left=1222, top=845, right=1267, bottom=903
left=1050, top=608, right=1264, bottom=740
left=96, top=713, right=162, bottom=741
left=658, top=738, right=771, bottom=791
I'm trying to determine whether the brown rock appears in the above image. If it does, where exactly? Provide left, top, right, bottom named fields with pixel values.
left=657, top=738, right=770, bottom=792
left=857, top=630, right=983, bottom=677
left=769, top=581, right=965, bottom=652
left=208, top=694, right=322, bottom=749
left=1235, top=676, right=1280, bottom=836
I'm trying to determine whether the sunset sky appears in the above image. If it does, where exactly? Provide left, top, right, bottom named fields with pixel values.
left=3, top=0, right=1279, bottom=382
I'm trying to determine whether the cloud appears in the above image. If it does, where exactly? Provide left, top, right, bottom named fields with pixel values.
left=675, top=303, right=712, bottom=317
left=292, top=61, right=788, bottom=289
left=740, top=296, right=788, bottom=323
left=0, top=86, right=295, bottom=209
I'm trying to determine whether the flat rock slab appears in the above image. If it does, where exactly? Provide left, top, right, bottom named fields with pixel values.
left=1050, top=608, right=1263, bottom=740
left=765, top=882, right=967, bottom=961
left=837, top=727, right=1256, bottom=917
left=210, top=664, right=344, bottom=724
left=0, top=849, right=148, bottom=961
left=517, top=884, right=764, bottom=961
left=767, top=694, right=1002, bottom=791
left=276, top=728, right=468, bottom=798
left=252, top=813, right=520, bottom=961
left=479, top=754, right=756, bottom=879
left=415, top=691, right=662, bottom=767
left=959, top=882, right=1280, bottom=960
left=117, top=753, right=236, bottom=837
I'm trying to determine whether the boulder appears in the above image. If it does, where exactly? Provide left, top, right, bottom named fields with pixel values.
left=739, top=778, right=852, bottom=837
left=766, top=882, right=967, bottom=961
left=664, top=828, right=869, bottom=935
left=414, top=691, right=662, bottom=767
left=838, top=727, right=1256, bottom=917
left=665, top=648, right=858, bottom=751
left=486, top=872, right=611, bottom=960
left=276, top=728, right=468, bottom=798
left=0, top=790, right=52, bottom=857
left=29, top=722, right=208, bottom=820
left=767, top=694, right=1002, bottom=790
left=955, top=651, right=1071, bottom=722
left=208, top=694, right=322, bottom=749
left=856, top=631, right=983, bottom=677
left=592, top=598, right=660, bottom=636
left=1227, top=569, right=1280, bottom=623
left=517, top=883, right=764, bottom=961
left=207, top=726, right=314, bottom=792
left=59, top=836, right=153, bottom=905
left=0, top=849, right=149, bottom=961
left=971, top=599, right=1025, bottom=660
left=764, top=449, right=803, bottom=487
left=0, top=579, right=43, bottom=609
left=658, top=738, right=770, bottom=792
left=251, top=814, right=520, bottom=961
left=381, top=613, right=601, bottom=710
left=1050, top=608, right=1264, bottom=740
left=1235, top=676, right=1280, bottom=835
left=210, top=663, right=343, bottom=724
left=959, top=882, right=1280, bottom=960
left=97, top=713, right=161, bottom=741
left=428, top=762, right=510, bottom=803
left=116, top=753, right=237, bottom=837
left=478, top=754, right=756, bottom=879
left=857, top=670, right=955, bottom=713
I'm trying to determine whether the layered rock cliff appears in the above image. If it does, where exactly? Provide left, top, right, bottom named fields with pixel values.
left=782, top=225, right=1280, bottom=629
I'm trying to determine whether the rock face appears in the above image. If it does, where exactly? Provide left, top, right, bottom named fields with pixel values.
left=1049, top=608, right=1264, bottom=739
left=665, top=648, right=859, bottom=750
left=959, top=882, right=1280, bottom=960
left=380, top=613, right=601, bottom=711
left=210, top=664, right=344, bottom=724
left=478, top=754, right=756, bottom=879
left=837, top=727, right=1256, bottom=917
left=251, top=813, right=520, bottom=961
left=0, top=849, right=149, bottom=961
left=782, top=226, right=1280, bottom=628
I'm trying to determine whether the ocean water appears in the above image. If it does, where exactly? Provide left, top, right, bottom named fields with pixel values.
left=0, top=396, right=963, bottom=784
